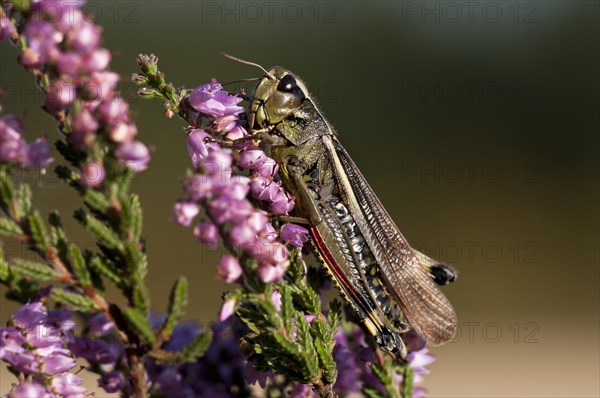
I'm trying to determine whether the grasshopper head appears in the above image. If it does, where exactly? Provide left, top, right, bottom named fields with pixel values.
left=249, top=67, right=309, bottom=130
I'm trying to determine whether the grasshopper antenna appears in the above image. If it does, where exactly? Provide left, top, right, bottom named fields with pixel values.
left=221, top=53, right=276, bottom=80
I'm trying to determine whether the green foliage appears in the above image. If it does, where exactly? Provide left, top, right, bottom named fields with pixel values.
left=0, top=217, right=23, bottom=237
left=10, top=259, right=61, bottom=281
left=123, top=307, right=156, bottom=346
left=159, top=277, right=188, bottom=341
left=69, top=243, right=90, bottom=287
left=51, top=289, right=100, bottom=312
left=27, top=211, right=50, bottom=252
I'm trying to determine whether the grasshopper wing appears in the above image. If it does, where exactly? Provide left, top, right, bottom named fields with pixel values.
left=329, top=137, right=457, bottom=345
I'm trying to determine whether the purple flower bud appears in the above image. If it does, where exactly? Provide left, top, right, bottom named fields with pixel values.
left=229, top=223, right=257, bottom=249
left=115, top=141, right=150, bottom=172
left=71, top=110, right=99, bottom=134
left=8, top=382, right=52, bottom=398
left=109, top=122, right=137, bottom=143
left=257, top=262, right=287, bottom=283
left=193, top=221, right=219, bottom=248
left=23, top=137, right=53, bottom=168
left=98, top=98, right=129, bottom=123
left=51, top=372, right=87, bottom=397
left=0, top=114, right=25, bottom=139
left=217, top=255, right=243, bottom=284
left=280, top=224, right=310, bottom=247
left=56, top=51, right=82, bottom=75
left=173, top=201, right=200, bottom=227
left=83, top=48, right=111, bottom=73
left=219, top=299, right=236, bottom=321
left=186, top=174, right=213, bottom=201
left=81, top=161, right=105, bottom=188
left=23, top=21, right=61, bottom=64
left=238, top=149, right=266, bottom=170
left=45, top=80, right=76, bottom=112
left=42, top=352, right=76, bottom=375
left=99, top=371, right=123, bottom=393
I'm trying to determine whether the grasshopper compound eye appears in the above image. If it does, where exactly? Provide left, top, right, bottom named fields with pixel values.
left=277, top=74, right=298, bottom=93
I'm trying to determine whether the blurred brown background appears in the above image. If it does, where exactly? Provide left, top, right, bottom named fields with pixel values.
left=1, top=1, right=598, bottom=397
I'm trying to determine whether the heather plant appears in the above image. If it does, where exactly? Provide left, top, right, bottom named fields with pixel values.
left=1, top=1, right=437, bottom=397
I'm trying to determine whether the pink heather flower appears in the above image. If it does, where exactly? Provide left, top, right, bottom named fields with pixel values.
left=115, top=141, right=151, bottom=172
left=271, top=290, right=282, bottom=311
left=186, top=174, right=214, bottom=201
left=189, top=80, right=244, bottom=118
left=215, top=175, right=250, bottom=200
left=238, top=149, right=267, bottom=170
left=82, top=71, right=119, bottom=101
left=212, top=114, right=238, bottom=134
left=217, top=255, right=243, bottom=284
left=269, top=190, right=295, bottom=215
left=259, top=223, right=278, bottom=242
left=257, top=157, right=279, bottom=177
left=98, top=98, right=129, bottom=123
left=11, top=301, right=46, bottom=329
left=244, top=211, right=268, bottom=233
left=208, top=197, right=253, bottom=225
left=0, top=14, right=15, bottom=42
left=173, top=201, right=200, bottom=227
left=109, top=122, right=137, bottom=143
left=229, top=223, right=257, bottom=249
left=250, top=175, right=280, bottom=201
left=225, top=125, right=248, bottom=141
left=45, top=80, right=77, bottom=112
left=51, top=372, right=87, bottom=396
left=201, top=149, right=232, bottom=181
left=71, top=109, right=99, bottom=134
left=99, top=371, right=123, bottom=393
left=193, top=221, right=219, bottom=248
left=280, top=224, right=310, bottom=247
left=187, top=129, right=219, bottom=168
left=257, top=262, right=287, bottom=283
left=42, top=352, right=76, bottom=375
left=66, top=20, right=101, bottom=51
left=8, top=382, right=53, bottom=398
left=407, top=348, right=435, bottom=373
left=219, top=299, right=237, bottom=321
left=56, top=51, right=82, bottom=75
left=253, top=241, right=290, bottom=265
left=80, top=161, right=106, bottom=188
left=23, top=137, right=53, bottom=167
left=83, top=48, right=111, bottom=73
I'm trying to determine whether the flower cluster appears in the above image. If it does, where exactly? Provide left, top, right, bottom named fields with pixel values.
left=7, top=0, right=150, bottom=187
left=0, top=111, right=53, bottom=167
left=146, top=317, right=248, bottom=397
left=332, top=328, right=436, bottom=397
left=173, top=80, right=308, bottom=284
left=0, top=301, right=87, bottom=398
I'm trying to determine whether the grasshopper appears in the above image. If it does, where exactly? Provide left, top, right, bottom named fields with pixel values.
left=227, top=56, right=457, bottom=358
